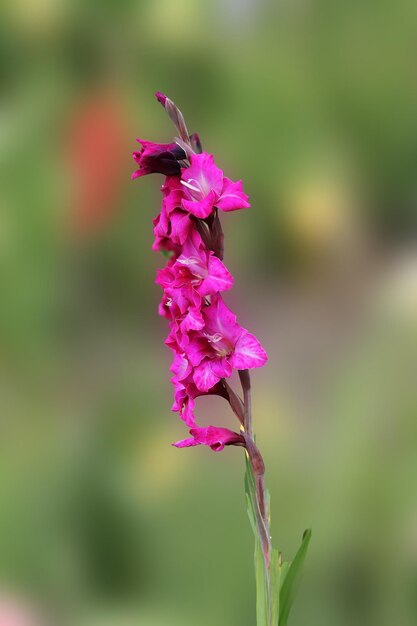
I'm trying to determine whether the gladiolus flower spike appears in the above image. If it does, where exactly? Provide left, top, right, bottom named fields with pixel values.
left=132, top=92, right=311, bottom=626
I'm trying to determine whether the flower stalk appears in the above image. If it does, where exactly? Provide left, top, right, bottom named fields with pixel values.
left=132, top=92, right=311, bottom=626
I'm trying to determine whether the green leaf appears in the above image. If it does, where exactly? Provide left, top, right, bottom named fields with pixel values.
left=279, top=529, right=312, bottom=626
left=246, top=493, right=257, bottom=535
left=270, top=548, right=281, bottom=626
left=279, top=557, right=290, bottom=589
left=255, top=535, right=269, bottom=626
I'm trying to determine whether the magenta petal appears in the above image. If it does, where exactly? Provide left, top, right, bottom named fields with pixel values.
left=180, top=307, right=205, bottom=333
left=199, top=255, right=234, bottom=296
left=193, top=360, right=221, bottom=392
left=181, top=190, right=217, bottom=218
left=170, top=352, right=192, bottom=381
left=185, top=153, right=223, bottom=196
left=210, top=356, right=233, bottom=379
left=217, top=177, right=250, bottom=211
left=171, top=212, right=193, bottom=245
left=131, top=141, right=185, bottom=178
left=172, top=437, right=200, bottom=448
left=200, top=426, right=244, bottom=450
left=182, top=399, right=197, bottom=427
left=131, top=168, right=149, bottom=179
left=180, top=426, right=246, bottom=452
left=187, top=336, right=211, bottom=367
left=231, top=330, right=268, bottom=370
left=204, top=294, right=238, bottom=338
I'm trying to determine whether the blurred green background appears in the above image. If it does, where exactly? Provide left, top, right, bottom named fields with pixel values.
left=1, top=0, right=417, bottom=624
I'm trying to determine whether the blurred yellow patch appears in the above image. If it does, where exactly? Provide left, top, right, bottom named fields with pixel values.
left=4, top=0, right=69, bottom=35
left=143, top=0, right=203, bottom=46
left=285, top=175, right=355, bottom=254
left=134, top=427, right=191, bottom=503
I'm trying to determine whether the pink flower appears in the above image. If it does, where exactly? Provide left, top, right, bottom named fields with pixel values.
left=171, top=369, right=199, bottom=426
left=152, top=177, right=192, bottom=252
left=156, top=230, right=233, bottom=306
left=153, top=208, right=193, bottom=253
left=180, top=153, right=250, bottom=218
left=173, top=426, right=245, bottom=452
left=169, top=351, right=233, bottom=425
left=132, top=140, right=186, bottom=179
left=186, top=295, right=268, bottom=392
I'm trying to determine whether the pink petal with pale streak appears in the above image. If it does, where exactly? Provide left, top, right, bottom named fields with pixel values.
left=196, top=426, right=244, bottom=449
left=217, top=177, right=251, bottom=211
left=173, top=436, right=200, bottom=448
left=204, top=294, right=239, bottom=340
left=182, top=398, right=197, bottom=426
left=171, top=377, right=186, bottom=410
left=181, top=190, right=217, bottom=218
left=171, top=287, right=190, bottom=314
left=173, top=426, right=245, bottom=451
left=231, top=330, right=268, bottom=370
left=170, top=352, right=192, bottom=381
left=180, top=306, right=205, bottom=333
left=210, top=356, right=233, bottom=379
left=193, top=359, right=221, bottom=392
left=179, top=227, right=202, bottom=258
left=183, top=153, right=223, bottom=196
left=170, top=211, right=193, bottom=245
left=198, top=255, right=234, bottom=296
left=171, top=388, right=197, bottom=426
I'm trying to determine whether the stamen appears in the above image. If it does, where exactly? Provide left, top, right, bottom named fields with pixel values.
left=205, top=333, right=223, bottom=344
left=181, top=179, right=200, bottom=193
left=177, top=256, right=199, bottom=266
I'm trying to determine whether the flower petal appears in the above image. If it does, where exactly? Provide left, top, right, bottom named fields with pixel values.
left=193, top=360, right=221, bottom=392
left=172, top=437, right=200, bottom=448
left=183, top=153, right=223, bottom=196
left=210, top=356, right=233, bottom=380
left=181, top=190, right=217, bottom=218
left=231, top=330, right=268, bottom=370
left=173, top=426, right=245, bottom=452
left=198, top=255, right=234, bottom=296
left=217, top=177, right=250, bottom=211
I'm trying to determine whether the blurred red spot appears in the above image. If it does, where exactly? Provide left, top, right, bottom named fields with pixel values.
left=67, top=90, right=128, bottom=234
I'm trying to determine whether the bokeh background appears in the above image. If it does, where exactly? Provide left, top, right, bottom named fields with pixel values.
left=1, top=1, right=417, bottom=624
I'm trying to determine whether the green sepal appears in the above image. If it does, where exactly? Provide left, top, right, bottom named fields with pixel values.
left=279, top=529, right=312, bottom=626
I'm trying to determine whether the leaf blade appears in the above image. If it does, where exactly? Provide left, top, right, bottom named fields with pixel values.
left=279, top=529, right=312, bottom=626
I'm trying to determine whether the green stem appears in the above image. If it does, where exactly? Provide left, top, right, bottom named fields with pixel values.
left=239, top=369, right=274, bottom=625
